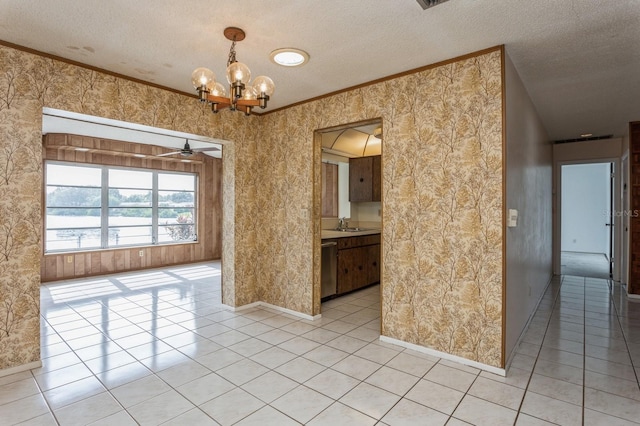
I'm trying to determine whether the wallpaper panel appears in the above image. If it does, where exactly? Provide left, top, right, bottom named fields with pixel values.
left=0, top=42, right=503, bottom=371
left=258, top=50, right=504, bottom=366
left=0, top=45, right=254, bottom=370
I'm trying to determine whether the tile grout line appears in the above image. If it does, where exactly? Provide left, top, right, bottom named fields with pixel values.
left=608, top=277, right=640, bottom=392
left=582, top=276, right=586, bottom=426
left=32, top=317, right=62, bottom=426
left=138, top=290, right=381, bottom=425
left=24, top=266, right=637, bottom=425
left=512, top=275, right=565, bottom=425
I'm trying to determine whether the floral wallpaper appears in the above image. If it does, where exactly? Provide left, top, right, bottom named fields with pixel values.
left=0, top=42, right=503, bottom=372
left=378, top=54, right=503, bottom=366
left=259, top=49, right=504, bottom=366
left=0, top=44, right=255, bottom=370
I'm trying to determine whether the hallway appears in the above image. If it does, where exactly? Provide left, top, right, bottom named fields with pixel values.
left=560, top=251, right=611, bottom=280
left=0, top=264, right=638, bottom=424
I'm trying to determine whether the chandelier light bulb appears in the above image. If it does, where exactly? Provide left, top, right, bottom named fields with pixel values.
left=208, top=82, right=227, bottom=97
left=242, top=86, right=257, bottom=100
left=252, top=76, right=275, bottom=96
left=191, top=67, right=215, bottom=89
left=226, top=62, right=251, bottom=85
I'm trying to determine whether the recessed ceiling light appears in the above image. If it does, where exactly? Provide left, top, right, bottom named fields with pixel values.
left=270, top=48, right=309, bottom=67
left=580, top=133, right=593, bottom=137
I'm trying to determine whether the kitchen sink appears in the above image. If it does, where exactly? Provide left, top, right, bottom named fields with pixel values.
left=334, top=227, right=375, bottom=232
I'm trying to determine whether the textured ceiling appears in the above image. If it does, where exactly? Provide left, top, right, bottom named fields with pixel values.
left=1, top=0, right=638, bottom=140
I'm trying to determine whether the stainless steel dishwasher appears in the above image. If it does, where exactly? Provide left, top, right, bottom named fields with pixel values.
left=321, top=241, right=337, bottom=298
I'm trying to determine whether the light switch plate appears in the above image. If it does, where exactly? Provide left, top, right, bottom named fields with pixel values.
left=507, top=209, right=518, bottom=228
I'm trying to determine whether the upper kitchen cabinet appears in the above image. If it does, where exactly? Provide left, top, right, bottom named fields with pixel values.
left=349, top=155, right=381, bottom=202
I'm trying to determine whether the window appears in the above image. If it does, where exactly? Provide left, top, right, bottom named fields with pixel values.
left=45, top=162, right=197, bottom=252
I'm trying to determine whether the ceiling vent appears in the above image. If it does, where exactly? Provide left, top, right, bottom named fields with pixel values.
left=554, top=134, right=613, bottom=144
left=416, top=0, right=450, bottom=10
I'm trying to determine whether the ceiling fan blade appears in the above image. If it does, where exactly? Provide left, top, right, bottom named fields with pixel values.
left=192, top=147, right=220, bottom=152
left=156, top=151, right=181, bottom=157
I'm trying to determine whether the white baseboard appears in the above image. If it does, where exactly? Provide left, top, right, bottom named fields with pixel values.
left=379, top=335, right=506, bottom=377
left=221, top=302, right=261, bottom=312
left=627, top=291, right=640, bottom=300
left=504, top=274, right=554, bottom=370
left=222, top=301, right=321, bottom=321
left=0, top=360, right=42, bottom=378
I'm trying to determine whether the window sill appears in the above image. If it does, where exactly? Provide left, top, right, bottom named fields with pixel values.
left=43, top=240, right=199, bottom=256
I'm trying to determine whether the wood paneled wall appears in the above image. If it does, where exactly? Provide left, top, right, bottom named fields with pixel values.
left=321, top=162, right=338, bottom=217
left=41, top=134, right=222, bottom=282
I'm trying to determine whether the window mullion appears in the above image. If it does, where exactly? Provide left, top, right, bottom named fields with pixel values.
left=101, top=166, right=109, bottom=249
left=194, top=175, right=198, bottom=241
left=152, top=172, right=158, bottom=245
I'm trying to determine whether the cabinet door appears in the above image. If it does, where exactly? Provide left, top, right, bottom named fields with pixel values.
left=337, top=247, right=367, bottom=294
left=372, top=155, right=381, bottom=202
left=349, top=157, right=373, bottom=202
left=366, top=244, right=381, bottom=285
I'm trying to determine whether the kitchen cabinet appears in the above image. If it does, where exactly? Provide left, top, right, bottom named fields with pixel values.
left=336, top=234, right=380, bottom=295
left=349, top=155, right=381, bottom=202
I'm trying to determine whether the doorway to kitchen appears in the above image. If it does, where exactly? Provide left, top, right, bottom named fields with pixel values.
left=315, top=119, right=383, bottom=326
left=560, top=162, right=614, bottom=279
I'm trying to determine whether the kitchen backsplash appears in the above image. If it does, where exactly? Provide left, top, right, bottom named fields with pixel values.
left=351, top=202, right=381, bottom=222
left=322, top=201, right=381, bottom=230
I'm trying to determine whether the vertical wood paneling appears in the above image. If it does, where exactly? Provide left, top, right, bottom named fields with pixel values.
left=74, top=254, right=85, bottom=276
left=100, top=251, right=114, bottom=273
left=91, top=252, right=101, bottom=274
left=41, top=134, right=223, bottom=282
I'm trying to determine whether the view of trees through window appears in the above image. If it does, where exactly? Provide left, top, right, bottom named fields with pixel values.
left=45, top=162, right=197, bottom=252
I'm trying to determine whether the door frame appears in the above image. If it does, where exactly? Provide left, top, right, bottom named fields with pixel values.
left=554, top=158, right=621, bottom=281
left=313, top=118, right=384, bottom=315
left=621, top=152, right=629, bottom=285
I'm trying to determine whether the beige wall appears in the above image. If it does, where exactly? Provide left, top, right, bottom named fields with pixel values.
left=0, top=43, right=506, bottom=372
left=503, top=52, right=553, bottom=362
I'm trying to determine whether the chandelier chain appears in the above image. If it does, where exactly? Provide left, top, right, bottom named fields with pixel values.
left=227, top=39, right=237, bottom=66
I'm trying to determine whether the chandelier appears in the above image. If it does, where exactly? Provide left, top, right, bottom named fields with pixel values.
left=191, top=27, right=275, bottom=116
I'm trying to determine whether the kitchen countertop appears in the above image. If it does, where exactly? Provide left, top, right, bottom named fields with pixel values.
left=321, top=229, right=381, bottom=239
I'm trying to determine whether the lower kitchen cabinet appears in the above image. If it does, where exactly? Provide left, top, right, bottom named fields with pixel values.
left=336, top=234, right=380, bottom=295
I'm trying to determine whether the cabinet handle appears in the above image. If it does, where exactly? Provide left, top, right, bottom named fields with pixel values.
left=358, top=265, right=363, bottom=271
left=373, top=261, right=377, bottom=266
left=359, top=177, right=364, bottom=182
left=344, top=268, right=348, bottom=274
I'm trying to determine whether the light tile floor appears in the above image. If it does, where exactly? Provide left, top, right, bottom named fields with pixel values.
left=560, top=251, right=610, bottom=280
left=1, top=262, right=639, bottom=425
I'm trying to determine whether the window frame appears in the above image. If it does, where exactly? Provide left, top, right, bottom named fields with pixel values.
left=44, top=160, right=198, bottom=253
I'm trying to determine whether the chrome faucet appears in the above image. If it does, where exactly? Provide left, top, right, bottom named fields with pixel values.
left=338, top=217, right=348, bottom=230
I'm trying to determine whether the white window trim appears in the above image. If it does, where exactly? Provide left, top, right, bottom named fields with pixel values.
left=44, top=160, right=198, bottom=253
